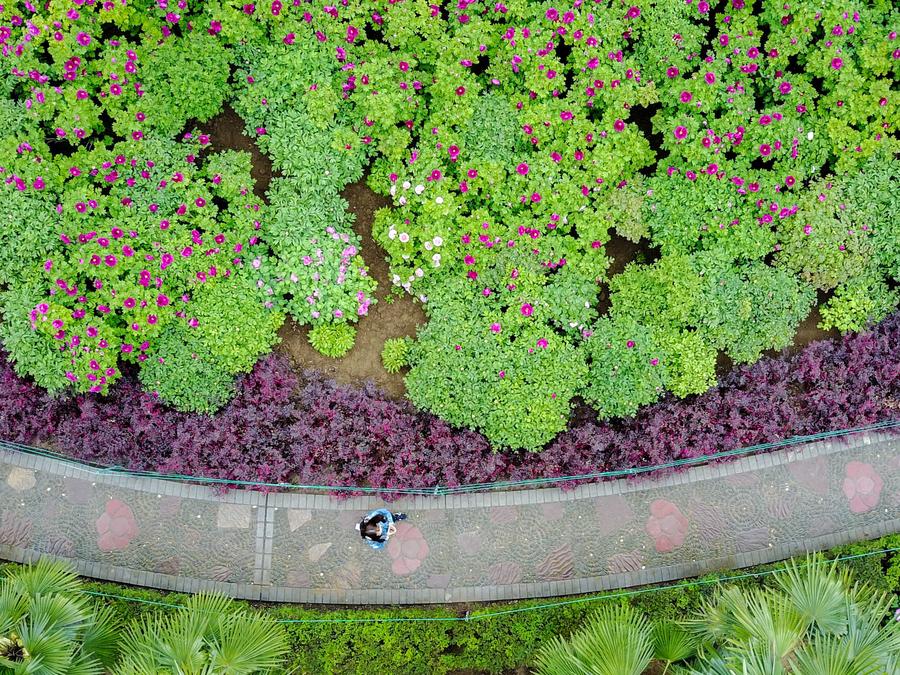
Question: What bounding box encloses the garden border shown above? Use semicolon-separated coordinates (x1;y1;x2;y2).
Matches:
2;427;898;604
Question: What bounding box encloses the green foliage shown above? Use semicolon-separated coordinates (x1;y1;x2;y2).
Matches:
381;338;409;373
405;274;588;450
254;179;377;326
127;32;231;137
535;604;654;675
0;284;70;393
582;317;667;419
190;276;283;376
819;274;900;334
138;324;235;414
0;192;59;286
697;258;816;363
308;323;357;359
115;592;289;675
0;559;120;675
609;255;703;329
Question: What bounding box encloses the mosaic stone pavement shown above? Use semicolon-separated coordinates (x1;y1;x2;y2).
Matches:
1;430;899;604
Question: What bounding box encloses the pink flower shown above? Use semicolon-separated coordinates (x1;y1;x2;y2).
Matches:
560;110;573;121
645;500;689;553
704;72;716;84
831;57;843;70
537;338;548;349
674;125;688;140
626;340;635;348
666;66;679;78
516;162;529;175
490;323;501;333
520;303;533;317
614;119;625;132
842;462;882;513
779;81;792;94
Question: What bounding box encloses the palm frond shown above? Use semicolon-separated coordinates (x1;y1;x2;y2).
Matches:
533;634;597;675
773;555;850;636
6;559;81;599
16;621;73;675
652;620;698;664
206;613;290;674
791;633;882;675
77;603;120;668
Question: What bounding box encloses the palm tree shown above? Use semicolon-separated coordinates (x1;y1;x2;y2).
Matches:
680;555;900;674
0;558;120;675
113;591;290;674
533;603;697;675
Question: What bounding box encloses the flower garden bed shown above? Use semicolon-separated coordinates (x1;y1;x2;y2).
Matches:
0;1;897;470
3;308;899;492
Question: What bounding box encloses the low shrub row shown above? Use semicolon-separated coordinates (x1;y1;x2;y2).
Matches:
4;535;898;674
1;309;899;492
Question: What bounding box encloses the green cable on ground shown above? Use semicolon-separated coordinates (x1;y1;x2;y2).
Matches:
75;546;900;624
3;419;898;496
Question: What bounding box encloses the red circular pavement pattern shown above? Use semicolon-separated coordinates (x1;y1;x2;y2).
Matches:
96;499;139;552
645;499;689;553
387;522;429;575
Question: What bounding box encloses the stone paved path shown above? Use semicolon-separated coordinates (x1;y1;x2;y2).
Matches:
1;430;898;604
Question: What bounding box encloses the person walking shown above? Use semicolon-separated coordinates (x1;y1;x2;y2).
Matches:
356;508;407;550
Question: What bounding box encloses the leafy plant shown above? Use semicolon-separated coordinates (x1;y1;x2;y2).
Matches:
0;559;120;675
114;592;289;675
381;338;409;374
308;323;357;358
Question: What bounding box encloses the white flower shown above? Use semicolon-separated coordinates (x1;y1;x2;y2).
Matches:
435;196;444;204
433;236;443;246
401;254;410;260
569;321;578;328
418;294;428;302
424;241;433;250
415;268;424;278
584;301;590;307
402;180;411;189
392;274;401;284
399;232;410;243
402;282;411;291
398;196;407;205
432;253;441;263
807;131;814;140
389;185;396;196
388;228;397;239
414;184;425;194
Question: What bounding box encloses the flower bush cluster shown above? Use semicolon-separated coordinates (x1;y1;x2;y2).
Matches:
4;308;900;493
0;0;897;443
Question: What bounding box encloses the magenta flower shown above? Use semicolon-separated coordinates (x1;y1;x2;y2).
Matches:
779;81;792;94
76;32;91;46
674;126;688;140
521;303;533;317
537;338;548;349
490;323;501;333
516;162;529;175
831;57;843;70
614;119;625;132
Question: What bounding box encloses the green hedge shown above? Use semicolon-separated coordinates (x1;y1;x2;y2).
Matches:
3;535;899;674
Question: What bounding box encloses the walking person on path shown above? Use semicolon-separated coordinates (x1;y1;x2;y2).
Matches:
356;508;407;550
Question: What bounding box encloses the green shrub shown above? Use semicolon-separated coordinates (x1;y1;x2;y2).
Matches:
381;338;409;373
138;324;235;414
819;274;900;334
308;323;357;358
405;274;588;450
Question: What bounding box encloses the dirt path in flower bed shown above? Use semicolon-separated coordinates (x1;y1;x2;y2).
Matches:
201;107;838;399
200;107;426;399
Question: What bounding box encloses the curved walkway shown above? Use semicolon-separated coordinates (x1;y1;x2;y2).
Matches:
1;430;898;605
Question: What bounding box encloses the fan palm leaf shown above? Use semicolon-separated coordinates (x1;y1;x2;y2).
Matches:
534;604;653;675
773;556;850;636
